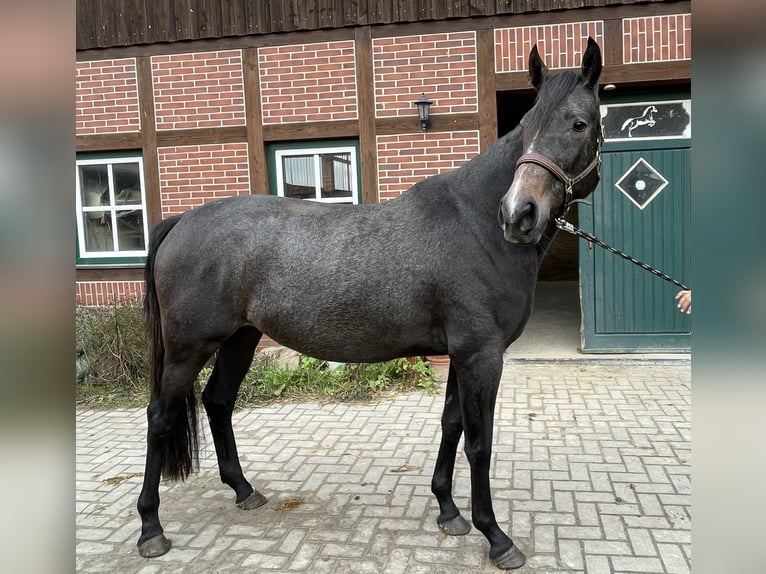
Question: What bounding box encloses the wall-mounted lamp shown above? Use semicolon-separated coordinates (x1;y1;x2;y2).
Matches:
414;93;433;132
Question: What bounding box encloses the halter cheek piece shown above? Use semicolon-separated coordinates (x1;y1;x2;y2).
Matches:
514;123;604;212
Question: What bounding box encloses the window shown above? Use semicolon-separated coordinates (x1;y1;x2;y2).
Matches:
269;141;360;205
76;154;149;264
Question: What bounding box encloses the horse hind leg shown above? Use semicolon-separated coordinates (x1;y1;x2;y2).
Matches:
431;363;472;536
137;352;209;558
202;326;267;510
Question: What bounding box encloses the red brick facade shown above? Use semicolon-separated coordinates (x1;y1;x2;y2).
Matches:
622;14;691;64
377;132;481;201
152;50;246;130
76;58;140;135
76;9;691;306
158;143;251;216
495;22;605;72
258;41;357;124
373;32;477;117
76;281;144;307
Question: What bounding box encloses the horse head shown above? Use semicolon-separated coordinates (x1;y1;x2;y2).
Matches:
499;37;603;245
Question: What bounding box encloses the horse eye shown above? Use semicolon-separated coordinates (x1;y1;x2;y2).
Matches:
573;120;587;132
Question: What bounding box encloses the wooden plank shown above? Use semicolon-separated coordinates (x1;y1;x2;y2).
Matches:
268;0;290;33
343;0;361;26
355;26;378;204
603;16;622;68
155;126;247;147
357;0;370;25
146;0;176;44
600;60;691;86
368;0;392;24
294;0;317;30
76;26;356;60
196;0;222;39
136;56;162;229
174;0;194;40
312;0;332;28
243;48;269;195
76;267;144;281
476;28;498;152
76;132;142;152
496;59;690;92
220;0;246;36
76;0;687;50
262;119;359;141
375;113;479;135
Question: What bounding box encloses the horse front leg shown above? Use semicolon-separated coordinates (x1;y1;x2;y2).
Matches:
453;350;526;570
431;363;471;535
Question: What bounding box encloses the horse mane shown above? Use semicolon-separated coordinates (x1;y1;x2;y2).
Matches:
522;71;583;134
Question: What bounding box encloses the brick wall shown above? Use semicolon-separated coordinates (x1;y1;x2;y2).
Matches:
258;41;357;124
152;50;246;130
76;281;144;307
376;131;480;201
623;14;691;63
373;32;477;118
158;143;251;216
495;22;605;72
76;58;140;135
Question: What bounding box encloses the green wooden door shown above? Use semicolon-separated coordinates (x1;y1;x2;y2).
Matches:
579;107;691;352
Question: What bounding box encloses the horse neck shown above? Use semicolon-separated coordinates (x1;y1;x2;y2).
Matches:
454;126;524;211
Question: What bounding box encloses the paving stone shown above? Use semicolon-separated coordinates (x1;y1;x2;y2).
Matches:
77;363;690;574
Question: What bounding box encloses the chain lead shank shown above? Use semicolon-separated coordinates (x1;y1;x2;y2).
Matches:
555;217;689;291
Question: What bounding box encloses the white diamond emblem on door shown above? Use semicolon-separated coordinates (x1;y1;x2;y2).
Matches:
614;157;669;210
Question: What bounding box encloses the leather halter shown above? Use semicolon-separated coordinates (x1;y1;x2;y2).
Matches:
514;126;604;210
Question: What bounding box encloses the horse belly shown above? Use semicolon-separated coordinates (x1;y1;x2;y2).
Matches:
252;278;440;363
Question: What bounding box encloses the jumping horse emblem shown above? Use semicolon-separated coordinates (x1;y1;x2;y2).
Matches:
137;39;603;570
620;104;658;137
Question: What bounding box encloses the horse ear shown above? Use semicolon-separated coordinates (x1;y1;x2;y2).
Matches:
528;44;549;92
581;37;602;91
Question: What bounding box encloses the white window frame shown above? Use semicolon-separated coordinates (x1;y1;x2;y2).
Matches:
274;145;360;205
75;156;149;260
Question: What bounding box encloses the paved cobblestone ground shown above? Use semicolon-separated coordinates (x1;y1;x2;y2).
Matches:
76;363;690;573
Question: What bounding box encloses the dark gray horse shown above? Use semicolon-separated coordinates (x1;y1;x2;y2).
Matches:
137;39;603;570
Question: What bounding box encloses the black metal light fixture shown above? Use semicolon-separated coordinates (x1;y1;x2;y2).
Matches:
414;93;433;132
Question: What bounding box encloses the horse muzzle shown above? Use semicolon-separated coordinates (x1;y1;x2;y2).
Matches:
499;197;540;244
498;164;551;244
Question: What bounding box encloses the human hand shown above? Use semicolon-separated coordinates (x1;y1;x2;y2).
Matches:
675;290;691;314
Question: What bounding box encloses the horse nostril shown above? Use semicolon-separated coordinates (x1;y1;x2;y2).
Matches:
517;200;537;234
498;203;508;228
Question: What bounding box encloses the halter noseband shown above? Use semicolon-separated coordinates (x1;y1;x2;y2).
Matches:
514;124;604;210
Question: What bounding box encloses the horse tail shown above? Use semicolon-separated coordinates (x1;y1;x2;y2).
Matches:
144;214;199;481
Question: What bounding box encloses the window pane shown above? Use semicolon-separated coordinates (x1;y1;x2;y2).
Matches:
111;163;142;206
116;209;146;251
320;153;352;199
82;213;114;252
79;164;108;210
282;155;316;199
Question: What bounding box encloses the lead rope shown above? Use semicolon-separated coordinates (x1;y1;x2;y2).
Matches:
554;216;690;291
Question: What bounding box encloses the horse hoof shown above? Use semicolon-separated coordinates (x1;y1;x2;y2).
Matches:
491;544;526;570
138;534;171;558
437;515;472;536
237;490;268;510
